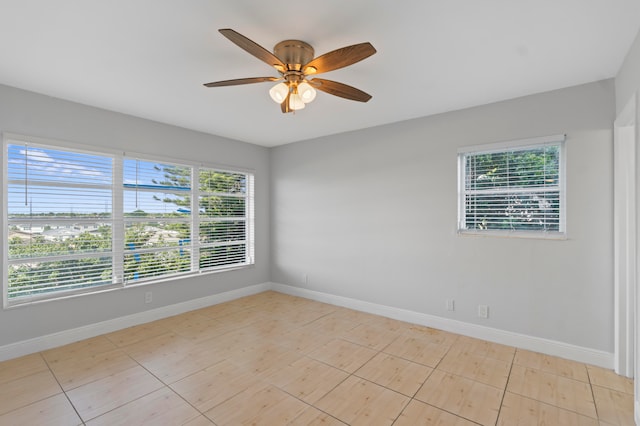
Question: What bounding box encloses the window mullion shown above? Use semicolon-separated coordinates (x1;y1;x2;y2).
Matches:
113;156;124;285
192;167;200;272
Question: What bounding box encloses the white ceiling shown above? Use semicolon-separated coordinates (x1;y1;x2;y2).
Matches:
1;1;639;147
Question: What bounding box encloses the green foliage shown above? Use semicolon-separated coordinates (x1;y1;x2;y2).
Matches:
464;146;560;231
7;166;249;299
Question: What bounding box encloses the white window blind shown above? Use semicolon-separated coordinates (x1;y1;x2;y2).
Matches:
122;158;192;282
198;168;254;269
6;142;114;300
4;136;255;306
458;136;565;236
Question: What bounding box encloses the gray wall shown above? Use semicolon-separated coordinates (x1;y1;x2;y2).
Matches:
271;80;615;352
0;84;270;347
616;28;640;114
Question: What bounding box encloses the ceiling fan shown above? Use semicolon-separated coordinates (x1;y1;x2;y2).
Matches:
204;29;376;113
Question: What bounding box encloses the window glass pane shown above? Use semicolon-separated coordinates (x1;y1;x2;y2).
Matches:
9;223;112;259
199;170;246;194
123;158;192;282
200;244;246;269
464;191;560;231
6;143;114;301
199;196;245;218
465;146;560;191
460;141;563;234
8;256;113;299
124;191;190;218
198;167;250;270
200;220;246;243
125;222;190;249
124;249;191;282
124;159;190;190
123;159;191;217
8;144;112;218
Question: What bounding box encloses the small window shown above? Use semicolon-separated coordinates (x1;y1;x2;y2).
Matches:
458;135;565;238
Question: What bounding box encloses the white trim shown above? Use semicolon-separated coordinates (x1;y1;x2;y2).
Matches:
457;133;566;154
458;229;567;240
3;132;122;156
0;281;615;368
613;93;637;378
636;401;640;425
271;283;614;369
0;282;270;362
3;131;255;175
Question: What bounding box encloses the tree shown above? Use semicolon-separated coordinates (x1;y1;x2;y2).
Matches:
464;146;560;231
152;165;248;267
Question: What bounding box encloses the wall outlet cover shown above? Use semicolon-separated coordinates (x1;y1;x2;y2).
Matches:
478;304;489;318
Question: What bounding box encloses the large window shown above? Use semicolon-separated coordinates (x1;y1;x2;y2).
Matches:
4;135;255;306
458;135;565;237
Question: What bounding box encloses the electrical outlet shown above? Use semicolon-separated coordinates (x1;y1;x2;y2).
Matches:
446;299;455;311
478;304;489;318
145;291;152;304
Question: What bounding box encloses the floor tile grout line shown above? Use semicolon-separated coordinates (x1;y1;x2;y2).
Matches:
267;376;349;425
503;391;602;422
84;330;217;423
507;362;601;419
585;362;601;421
163;383;213;423
493;346;517;425
38;350;86;425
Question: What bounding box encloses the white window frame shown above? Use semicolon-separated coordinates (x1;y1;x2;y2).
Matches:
457;134;566;239
3;133;255;307
4;137;118;303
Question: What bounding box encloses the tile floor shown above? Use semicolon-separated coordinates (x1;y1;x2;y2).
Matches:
0;291;634;425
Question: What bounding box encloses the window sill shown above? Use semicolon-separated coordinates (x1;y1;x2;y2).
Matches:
3;263;255;309
457;229;567;240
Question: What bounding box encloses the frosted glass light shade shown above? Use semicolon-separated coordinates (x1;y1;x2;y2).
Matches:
269;82;289;103
298;82;317;103
289;93;305;110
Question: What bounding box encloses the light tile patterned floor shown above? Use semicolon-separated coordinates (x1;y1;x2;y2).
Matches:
0;291;634;425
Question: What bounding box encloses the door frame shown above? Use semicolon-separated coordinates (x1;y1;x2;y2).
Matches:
614;93;637;378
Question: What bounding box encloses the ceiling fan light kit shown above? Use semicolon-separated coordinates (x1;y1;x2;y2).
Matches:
204;29;376;113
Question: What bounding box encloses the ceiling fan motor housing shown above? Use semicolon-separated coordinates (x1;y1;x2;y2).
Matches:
274;40;314;71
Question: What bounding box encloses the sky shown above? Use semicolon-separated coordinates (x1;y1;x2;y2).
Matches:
7;144;191;216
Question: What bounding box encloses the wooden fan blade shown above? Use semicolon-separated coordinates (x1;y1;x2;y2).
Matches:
203;77;280;87
310;78;372;102
219;29;286;71
303;42;376;75
281;92;293;113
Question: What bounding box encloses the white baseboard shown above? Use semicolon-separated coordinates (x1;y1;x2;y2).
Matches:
0;282;270;362
0;281;616;370
271;283;614;369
